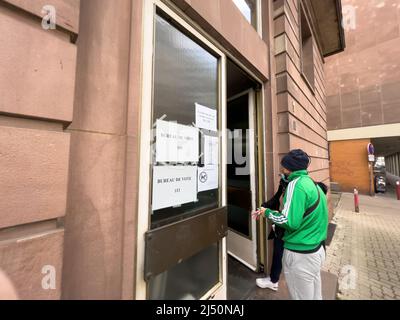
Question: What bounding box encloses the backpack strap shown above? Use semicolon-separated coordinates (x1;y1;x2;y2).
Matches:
303;182;321;218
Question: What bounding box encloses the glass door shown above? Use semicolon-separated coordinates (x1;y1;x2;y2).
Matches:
226;89;259;271
137;1;228;300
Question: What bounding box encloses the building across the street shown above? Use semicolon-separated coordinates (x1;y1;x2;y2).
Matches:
0;0;344;299
326;0;400;195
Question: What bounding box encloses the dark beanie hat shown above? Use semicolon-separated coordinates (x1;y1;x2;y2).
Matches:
281;149;311;172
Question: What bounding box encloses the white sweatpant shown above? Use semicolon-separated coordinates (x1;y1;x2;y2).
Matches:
283;246;326;300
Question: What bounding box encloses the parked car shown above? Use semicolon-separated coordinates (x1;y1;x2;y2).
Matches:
374;157;386;175
374;175;386;193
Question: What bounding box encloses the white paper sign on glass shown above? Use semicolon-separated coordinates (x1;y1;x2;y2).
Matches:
156;120;199;162
204;135;219;165
152;166;198;211
195;103;217;132
198;165;219;192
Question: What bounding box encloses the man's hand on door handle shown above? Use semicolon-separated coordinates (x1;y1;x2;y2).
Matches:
252;207;266;220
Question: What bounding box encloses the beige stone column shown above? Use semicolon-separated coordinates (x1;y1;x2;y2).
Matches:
62;0;141;300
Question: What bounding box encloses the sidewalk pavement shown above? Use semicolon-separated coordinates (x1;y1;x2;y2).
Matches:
323;192;400;300
228;255;338;300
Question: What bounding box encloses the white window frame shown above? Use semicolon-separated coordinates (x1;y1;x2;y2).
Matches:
232;0;263;37
255;0;263;37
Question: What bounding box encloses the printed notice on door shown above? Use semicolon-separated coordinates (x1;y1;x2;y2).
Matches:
156;120;199;162
198;165;219;192
195;103;217;132
152;166;198;211
204;135;219;165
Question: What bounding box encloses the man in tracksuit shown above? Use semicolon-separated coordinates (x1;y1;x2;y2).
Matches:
257;149;328;300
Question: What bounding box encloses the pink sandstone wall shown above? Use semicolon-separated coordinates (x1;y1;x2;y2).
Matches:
326;0;400;129
0;0;79;299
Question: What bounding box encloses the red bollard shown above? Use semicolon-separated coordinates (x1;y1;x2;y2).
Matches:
396;181;400;201
354;188;360;213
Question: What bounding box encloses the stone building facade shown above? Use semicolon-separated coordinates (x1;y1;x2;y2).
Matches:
0;0;344;299
326;0;400;193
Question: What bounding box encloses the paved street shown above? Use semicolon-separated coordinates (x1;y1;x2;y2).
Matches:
228;256;338;300
324;192;400;300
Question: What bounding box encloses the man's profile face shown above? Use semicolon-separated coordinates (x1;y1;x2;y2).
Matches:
281;167;291;176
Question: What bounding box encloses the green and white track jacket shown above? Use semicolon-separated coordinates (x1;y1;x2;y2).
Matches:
264;170;328;252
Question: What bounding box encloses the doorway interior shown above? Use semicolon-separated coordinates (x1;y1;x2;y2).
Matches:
226;58;265;272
